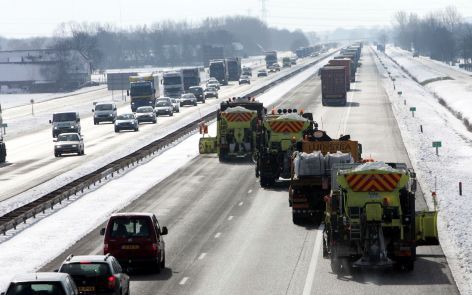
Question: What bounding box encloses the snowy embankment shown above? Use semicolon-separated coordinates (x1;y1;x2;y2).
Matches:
0;60;324;292
374;47;472;295
386;47;472;130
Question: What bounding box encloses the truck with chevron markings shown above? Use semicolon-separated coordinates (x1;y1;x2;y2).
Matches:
255;109;314;187
324;162;438;273
198;97;265;162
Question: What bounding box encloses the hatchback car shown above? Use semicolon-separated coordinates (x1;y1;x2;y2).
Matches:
180;93;197;106
204;87;218;99
239;75;251;85
114;114;139;132
257;69;268;77
93;102;117;125
188;86;205;103
3;272;78;295
54;133;84;157
58;254;129;295
154;98;174;116
135;106;157;124
100;212;168;273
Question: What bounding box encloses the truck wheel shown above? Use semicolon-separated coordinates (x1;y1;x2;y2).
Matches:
292;215;302;225
330;258;342;274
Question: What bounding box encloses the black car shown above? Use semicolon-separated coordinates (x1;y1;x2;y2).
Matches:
58;254;130;295
188;86;205;103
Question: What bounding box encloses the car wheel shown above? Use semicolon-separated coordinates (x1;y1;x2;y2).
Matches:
161;252;166;269
216;95;219;99
170;112;173;117
115;128;119;133
155;255;162;274
94;120;98;125
194;102;197;106
54;152;59;157
202;99;206;104
153;119;157;124
180;103;183;107
134;127;139;132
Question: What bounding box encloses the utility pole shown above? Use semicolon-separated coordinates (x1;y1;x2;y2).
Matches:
260;0;268;23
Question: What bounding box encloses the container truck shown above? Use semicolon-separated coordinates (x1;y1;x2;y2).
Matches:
324;162;438;273
328;58;351;90
320;66;347;106
226;57;242;81
264;51;278;69
128;73;159;112
162;70;184;98
209;59;229;86
182;67;201;91
198;97;265;161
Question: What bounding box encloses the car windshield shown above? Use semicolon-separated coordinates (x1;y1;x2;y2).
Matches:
95;104;113;111
117;114;134;120
60;262;111;278
110;217;152;238
57;134;79;142
206;87;216;92
156;101;171;107
182;94;194;98
136;107;153;113
6;282;66;295
53;113;76;122
189;87;203;94
163;76;182;85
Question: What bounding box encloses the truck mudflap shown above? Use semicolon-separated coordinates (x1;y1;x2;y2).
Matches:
415;211;439;246
199;137;217;154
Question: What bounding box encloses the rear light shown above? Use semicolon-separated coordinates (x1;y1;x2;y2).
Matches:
108;276;116;289
104;243;109;254
152;243;158;252
79;261;91;264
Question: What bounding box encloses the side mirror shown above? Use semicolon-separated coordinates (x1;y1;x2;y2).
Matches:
91;109;95;112
54;269;59;272
100;228;105;235
114;108;117;111
49;120;52;124
153;89;156;94
77;118;80;122
161;226;168;235
126;90;129;96
53;139;57;142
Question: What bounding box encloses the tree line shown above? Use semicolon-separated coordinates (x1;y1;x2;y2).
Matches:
392;6;472;63
0;16;310;69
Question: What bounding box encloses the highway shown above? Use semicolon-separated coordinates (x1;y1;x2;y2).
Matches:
41;49;458;294
0;54;324;203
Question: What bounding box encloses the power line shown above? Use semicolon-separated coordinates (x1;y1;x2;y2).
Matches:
260;0;268;23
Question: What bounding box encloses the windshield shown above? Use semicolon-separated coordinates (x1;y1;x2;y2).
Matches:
189;87;203;94
53;113;76;122
57;134;79;142
182;94;194;99
136;107;153;113
110;217;152;238
117;114;134;120
95;104;113;111
206;87;216;92
130;82;153;96
163;76;182;85
6;282;65;295
156;101;171;107
60;262;111;278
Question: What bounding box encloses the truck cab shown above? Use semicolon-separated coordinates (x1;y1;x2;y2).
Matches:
162;71;184;98
49;112;81;138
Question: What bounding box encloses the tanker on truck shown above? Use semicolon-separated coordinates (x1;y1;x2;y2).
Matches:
162;70;184;98
209;59;229;86
128;73;159;112
198;97;265;162
324;162;438;272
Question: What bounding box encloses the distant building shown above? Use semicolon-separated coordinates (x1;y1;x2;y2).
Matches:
0;49;91;93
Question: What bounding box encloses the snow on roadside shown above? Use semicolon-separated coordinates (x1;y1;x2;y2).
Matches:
0;58;328;291
373;47;472;295
386;46;472;130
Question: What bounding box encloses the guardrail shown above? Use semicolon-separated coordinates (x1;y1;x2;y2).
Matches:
0;51;336;235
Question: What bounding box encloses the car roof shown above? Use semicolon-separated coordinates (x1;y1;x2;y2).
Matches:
58;133;80;136
189;86;202;89
65;255;113;263
95;102;115;105
110;212;154;218
136;106;153;109
10;272;69;283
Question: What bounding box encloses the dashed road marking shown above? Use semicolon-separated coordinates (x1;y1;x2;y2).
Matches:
179;277;189;285
214;232;221;238
302;225;324;295
198;253;207;260
238;201;244;206
248;189;253;194
227;216;234;221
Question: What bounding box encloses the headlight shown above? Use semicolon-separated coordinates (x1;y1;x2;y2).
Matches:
71;126;76;129
72;145;77;148
54;127;58;130
56;145;62;148
109;114;113;116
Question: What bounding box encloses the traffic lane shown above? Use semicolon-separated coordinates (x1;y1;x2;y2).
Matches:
306;48;458;294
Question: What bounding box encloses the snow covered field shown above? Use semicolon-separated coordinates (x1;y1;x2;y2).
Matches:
374;47;472;295
387;46;472;130
0;59;325;292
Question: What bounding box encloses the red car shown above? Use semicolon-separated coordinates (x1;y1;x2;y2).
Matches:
100;212;168;273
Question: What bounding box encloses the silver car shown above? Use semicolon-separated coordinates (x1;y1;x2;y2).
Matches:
54;133;84;157
170;98;180;113
155;98;174;116
92;102;117;124
136;106;157;124
114;113;139;132
2;272;79;295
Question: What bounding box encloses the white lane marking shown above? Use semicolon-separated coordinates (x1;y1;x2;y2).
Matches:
227;215;234;221
214;232;221;239
238;201;244;206
302;224;324;295
198;253;207;260
248;189;253;194
179;277;189;285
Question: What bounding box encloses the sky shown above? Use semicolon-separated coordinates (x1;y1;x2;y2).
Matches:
2;0;472;38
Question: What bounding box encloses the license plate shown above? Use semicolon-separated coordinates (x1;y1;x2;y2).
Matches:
122;244;140;250
78;286;95;292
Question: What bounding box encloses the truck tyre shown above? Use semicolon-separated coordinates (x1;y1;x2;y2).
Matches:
292;214;302;225
330;258;342;274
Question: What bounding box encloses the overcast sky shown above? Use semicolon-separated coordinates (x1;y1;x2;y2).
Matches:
2;0;472;38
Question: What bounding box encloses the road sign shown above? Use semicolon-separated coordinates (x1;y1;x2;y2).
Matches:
410;107;416;112
432;141;442;148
